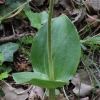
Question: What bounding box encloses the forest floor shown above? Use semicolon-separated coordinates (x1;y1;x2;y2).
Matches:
0;0;100;100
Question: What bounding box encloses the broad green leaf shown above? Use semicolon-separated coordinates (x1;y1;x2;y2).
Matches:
0;72;8;80
0;42;19;62
13;14;81;88
13;72;67;88
24;9;48;29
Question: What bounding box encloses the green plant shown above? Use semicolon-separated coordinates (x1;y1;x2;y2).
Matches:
18;36;33;45
0;52;8;81
24;10;48;29
0;49;8;81
81;33;100;45
13;0;81;100
18;36;34;58
0;72;8;80
0;42;19;63
0;42;19;82
0;64;12;73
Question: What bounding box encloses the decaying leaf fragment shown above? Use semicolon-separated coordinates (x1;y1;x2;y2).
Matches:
29;86;44;100
72;81;94;97
80;97;89;100
72;72;94;97
0;0;5;4
0;82;29;100
89;0;100;10
0;81;45;100
72;8;86;25
54;0;73;14
85;15;99;27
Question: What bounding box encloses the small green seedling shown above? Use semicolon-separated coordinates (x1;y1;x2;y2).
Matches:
0;72;8;80
13;0;81;100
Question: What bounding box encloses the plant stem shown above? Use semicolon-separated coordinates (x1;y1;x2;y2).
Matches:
47;0;55;100
49;88;55;100
48;0;54;81
47;0;54;80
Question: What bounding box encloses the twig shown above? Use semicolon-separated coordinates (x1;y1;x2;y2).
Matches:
30;2;41;12
2;80;33;95
86;13;100;22
11;22;16;35
0;32;35;43
62;86;70;100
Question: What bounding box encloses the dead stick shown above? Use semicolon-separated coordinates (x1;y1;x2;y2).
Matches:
0;32;35;43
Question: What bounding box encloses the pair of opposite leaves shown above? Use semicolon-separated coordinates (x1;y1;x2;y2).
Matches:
13;14;81;88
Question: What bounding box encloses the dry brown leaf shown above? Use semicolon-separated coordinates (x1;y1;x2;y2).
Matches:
96;96;100;100
73;82;94;97
95;88;100;95
72;69;94;85
19;63;27;71
0;0;5;4
54;0;73;14
85;15;99;27
57;93;67;100
14;62;27;71
80;97;89;100
0;82;30;100
54;0;59;4
86;2;96;13
53;7;63;17
72;71;94;97
89;0;100;10
72;78;94;97
29;86;44;100
72;8;86;25
69;96;76;100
